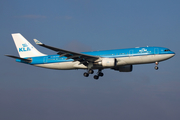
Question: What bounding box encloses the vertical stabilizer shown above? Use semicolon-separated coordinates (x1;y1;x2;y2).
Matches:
12;33;46;58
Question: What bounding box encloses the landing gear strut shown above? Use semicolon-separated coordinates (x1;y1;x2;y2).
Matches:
154;62;159;70
88;69;94;74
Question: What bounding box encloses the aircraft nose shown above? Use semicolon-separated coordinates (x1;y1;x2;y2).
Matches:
171;51;175;57
172;53;175;57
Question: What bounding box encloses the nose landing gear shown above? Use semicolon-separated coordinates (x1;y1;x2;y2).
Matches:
154;66;158;70
154;62;159;70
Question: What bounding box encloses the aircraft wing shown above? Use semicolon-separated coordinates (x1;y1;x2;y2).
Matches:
33;39;99;64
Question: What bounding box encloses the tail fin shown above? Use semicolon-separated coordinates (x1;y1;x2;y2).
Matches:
12;33;46;58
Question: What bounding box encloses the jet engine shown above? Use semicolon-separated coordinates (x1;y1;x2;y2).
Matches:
112;65;133;72
101;58;116;67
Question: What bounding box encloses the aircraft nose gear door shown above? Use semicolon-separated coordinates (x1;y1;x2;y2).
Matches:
154;48;159;70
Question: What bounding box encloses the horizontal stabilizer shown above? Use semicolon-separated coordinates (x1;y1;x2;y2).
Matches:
5;55;32;63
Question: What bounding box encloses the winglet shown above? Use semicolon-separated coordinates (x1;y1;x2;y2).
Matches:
33;39;43;45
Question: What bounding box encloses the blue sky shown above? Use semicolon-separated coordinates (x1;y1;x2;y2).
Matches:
1;0;180;120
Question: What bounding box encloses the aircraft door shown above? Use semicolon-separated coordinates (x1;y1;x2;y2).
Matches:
129;50;133;56
43;57;48;63
154;48;159;54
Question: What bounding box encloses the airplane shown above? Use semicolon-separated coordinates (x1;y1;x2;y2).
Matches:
6;33;175;80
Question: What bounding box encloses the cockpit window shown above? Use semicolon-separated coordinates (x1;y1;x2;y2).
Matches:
164;49;170;51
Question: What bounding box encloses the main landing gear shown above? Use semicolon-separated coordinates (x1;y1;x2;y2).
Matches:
94;69;104;80
83;69;94;77
83;69;104;80
154;62;159;70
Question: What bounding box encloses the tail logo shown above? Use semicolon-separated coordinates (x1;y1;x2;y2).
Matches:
19;43;31;52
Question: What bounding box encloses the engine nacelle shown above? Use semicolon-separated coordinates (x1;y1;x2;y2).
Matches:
113;65;133;72
102;58;116;67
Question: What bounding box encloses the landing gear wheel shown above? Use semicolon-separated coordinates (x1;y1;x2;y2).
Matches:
94;75;99;80
88;69;94;74
154;66;158;70
98;72;104;77
83;72;89;77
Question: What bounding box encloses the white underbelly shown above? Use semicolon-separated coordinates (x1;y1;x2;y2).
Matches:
117;54;174;65
34;61;88;70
